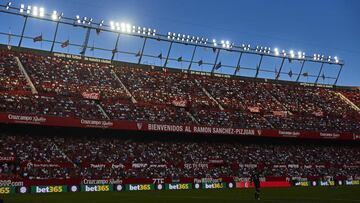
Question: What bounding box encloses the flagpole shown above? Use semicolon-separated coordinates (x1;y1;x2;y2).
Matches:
7;27;11;46
18;16;28;47
50;20;60;52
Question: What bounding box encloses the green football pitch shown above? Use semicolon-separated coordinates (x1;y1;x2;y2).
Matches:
1;186;360;203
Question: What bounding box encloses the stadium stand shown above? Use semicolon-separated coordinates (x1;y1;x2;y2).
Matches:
0;46;359;190
0;132;359;181
0;48;359;133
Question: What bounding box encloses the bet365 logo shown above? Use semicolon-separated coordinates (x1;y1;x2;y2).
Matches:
0;187;11;194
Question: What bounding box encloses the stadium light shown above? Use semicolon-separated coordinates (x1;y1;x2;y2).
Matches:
76;15;81;23
20;4;24;13
110;21;115;30
334;56;339;63
27;5;31;14
212;39;217;47
290;50;295;58
39;7;45;17
2;3;343;67
110;21;154;35
51;10;58;20
32;6;38;16
274;48;279;56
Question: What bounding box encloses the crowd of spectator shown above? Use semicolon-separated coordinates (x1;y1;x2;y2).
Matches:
114;67;217;108
0;49;30;93
0;49;359;133
101;101;193;124
0;93;106;119
339;89;360;108
1;133;359;180
19;52;130;101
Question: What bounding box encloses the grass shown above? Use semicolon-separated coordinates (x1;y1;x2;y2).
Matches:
1;186;360;203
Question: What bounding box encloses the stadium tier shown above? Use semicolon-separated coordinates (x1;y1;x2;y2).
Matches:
0;47;359;136
0;44;359;194
0;130;360;185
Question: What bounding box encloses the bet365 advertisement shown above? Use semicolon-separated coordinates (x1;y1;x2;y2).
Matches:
165;183;192;190
80;184;113;192
0;186;16;194
126;184;154;191
30;185;67;193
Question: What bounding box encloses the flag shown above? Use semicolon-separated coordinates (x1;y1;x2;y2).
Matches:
303;72;309;77
7;29;11;45
321;73;325;80
313;111;323;117
158;53;162;59
172;99;187;107
33;35;43;42
61;40;69;48
135;51;141;57
198;60;203;66
177;56;182;62
288;70;293;78
96;28;101;35
215;62;222;70
212;47;217;53
7;29;11;50
248;107;260;113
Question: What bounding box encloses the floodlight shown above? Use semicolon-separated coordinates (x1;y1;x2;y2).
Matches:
110;21;115;29
32;6;38;16
212;39;217;46
220;40;225;48
274;48;279;56
27;5;31;14
52;10;58;20
290;50;295;58
39;7;44;17
20;4;24;13
82;17;87;24
126;24;131;33
334;56;339;63
120;23;125;32
226;41;230;48
76;15;81;23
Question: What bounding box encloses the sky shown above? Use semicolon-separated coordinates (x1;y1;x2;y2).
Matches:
0;0;359;86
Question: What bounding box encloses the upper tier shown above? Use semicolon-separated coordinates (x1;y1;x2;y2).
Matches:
0;47;359;134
